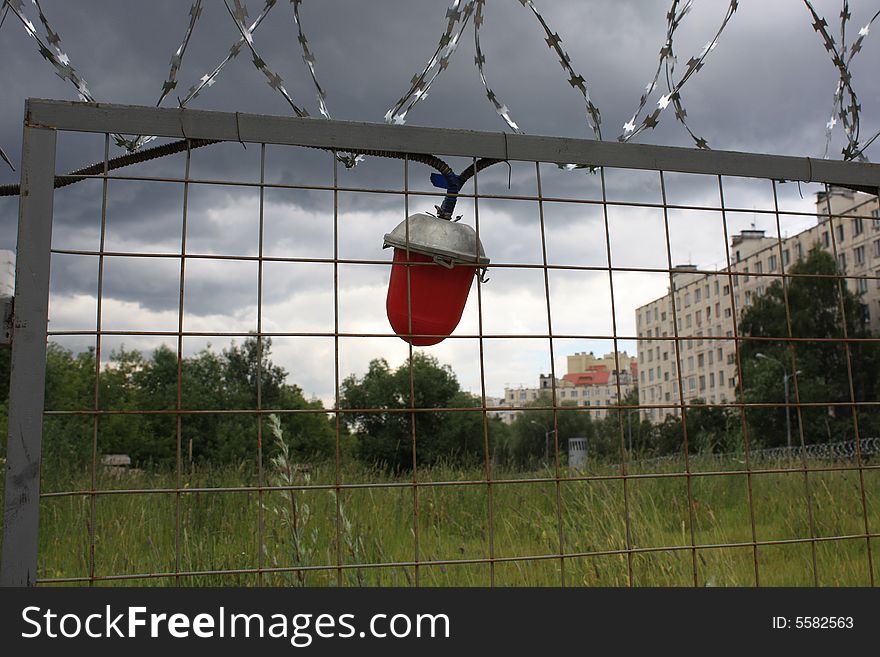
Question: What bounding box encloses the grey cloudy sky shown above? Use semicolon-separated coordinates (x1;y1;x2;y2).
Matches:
0;0;878;405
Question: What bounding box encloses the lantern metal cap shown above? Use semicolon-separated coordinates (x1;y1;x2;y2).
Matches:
383;213;490;266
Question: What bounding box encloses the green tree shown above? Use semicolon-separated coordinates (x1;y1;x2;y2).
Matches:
738;246;880;446
592;387;658;458
41;343;97;464
640;397;738;457
507;394;595;467
340;353;502;471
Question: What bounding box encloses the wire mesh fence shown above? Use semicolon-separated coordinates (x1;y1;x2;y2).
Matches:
1;99;879;587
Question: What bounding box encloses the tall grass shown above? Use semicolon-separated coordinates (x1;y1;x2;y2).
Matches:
2;429;877;586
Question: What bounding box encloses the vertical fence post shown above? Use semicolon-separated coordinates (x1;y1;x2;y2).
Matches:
1;122;57;586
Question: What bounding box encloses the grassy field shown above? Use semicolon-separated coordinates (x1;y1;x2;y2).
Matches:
3;444;878;587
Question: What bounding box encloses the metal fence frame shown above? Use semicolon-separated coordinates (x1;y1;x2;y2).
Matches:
2;98;879;586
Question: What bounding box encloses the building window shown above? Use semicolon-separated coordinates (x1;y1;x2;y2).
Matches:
689;378;696;391
686;314;692;328
857;277;868;294
708;351;714;365
876;269;880;289
688;356;694;371
769;254;777;271
796;242;803;258
874;239;880;258
855;245;865;266
837;253;847;272
663;351;668;361
685;292;691;306
853;217;864;235
714;280;720;295
695;288;702;303
699;375;706;391
823;231;830;247
728;377;735;388
837;223;845;242
723;284;730;295
744;290;752;305
782;249;790;266
755;261;763;274
698;353;705;367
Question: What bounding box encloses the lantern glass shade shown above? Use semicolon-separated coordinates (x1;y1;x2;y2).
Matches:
386;249;476;346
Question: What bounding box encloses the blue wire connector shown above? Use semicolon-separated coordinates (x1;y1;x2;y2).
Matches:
430;172;463;220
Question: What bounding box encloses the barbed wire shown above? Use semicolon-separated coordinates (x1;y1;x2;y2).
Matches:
178;0;278;108
473;0;521;134
224;0;308;118
385;0;476;126
518;0;602;142
803;0;880;161
0;1;13;171
3;0;878;173
118;0;205;152
290;0;361;168
635;436;880;467
618;0;738;150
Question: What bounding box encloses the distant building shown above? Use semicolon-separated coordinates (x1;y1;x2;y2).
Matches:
502;351;638;421
0;250;13;297
636;188;880;423
485;396;519;425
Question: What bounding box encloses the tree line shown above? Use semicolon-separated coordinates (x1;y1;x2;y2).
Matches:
0;247;877;471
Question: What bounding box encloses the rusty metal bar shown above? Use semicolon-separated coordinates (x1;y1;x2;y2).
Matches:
4;100;880;588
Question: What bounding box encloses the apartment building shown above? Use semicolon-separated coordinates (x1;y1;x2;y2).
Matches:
636;188;880;422
502;351;638;421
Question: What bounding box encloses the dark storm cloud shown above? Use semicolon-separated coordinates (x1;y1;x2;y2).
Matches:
3;1;876;179
2;0;878;323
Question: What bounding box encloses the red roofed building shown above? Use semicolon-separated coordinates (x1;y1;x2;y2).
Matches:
562;368;610;386
502;351;637;421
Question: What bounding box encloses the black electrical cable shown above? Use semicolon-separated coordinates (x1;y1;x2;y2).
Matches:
0;136;504;205
0;137;218;197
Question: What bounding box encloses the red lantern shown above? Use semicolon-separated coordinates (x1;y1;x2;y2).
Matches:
384;213;489;346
